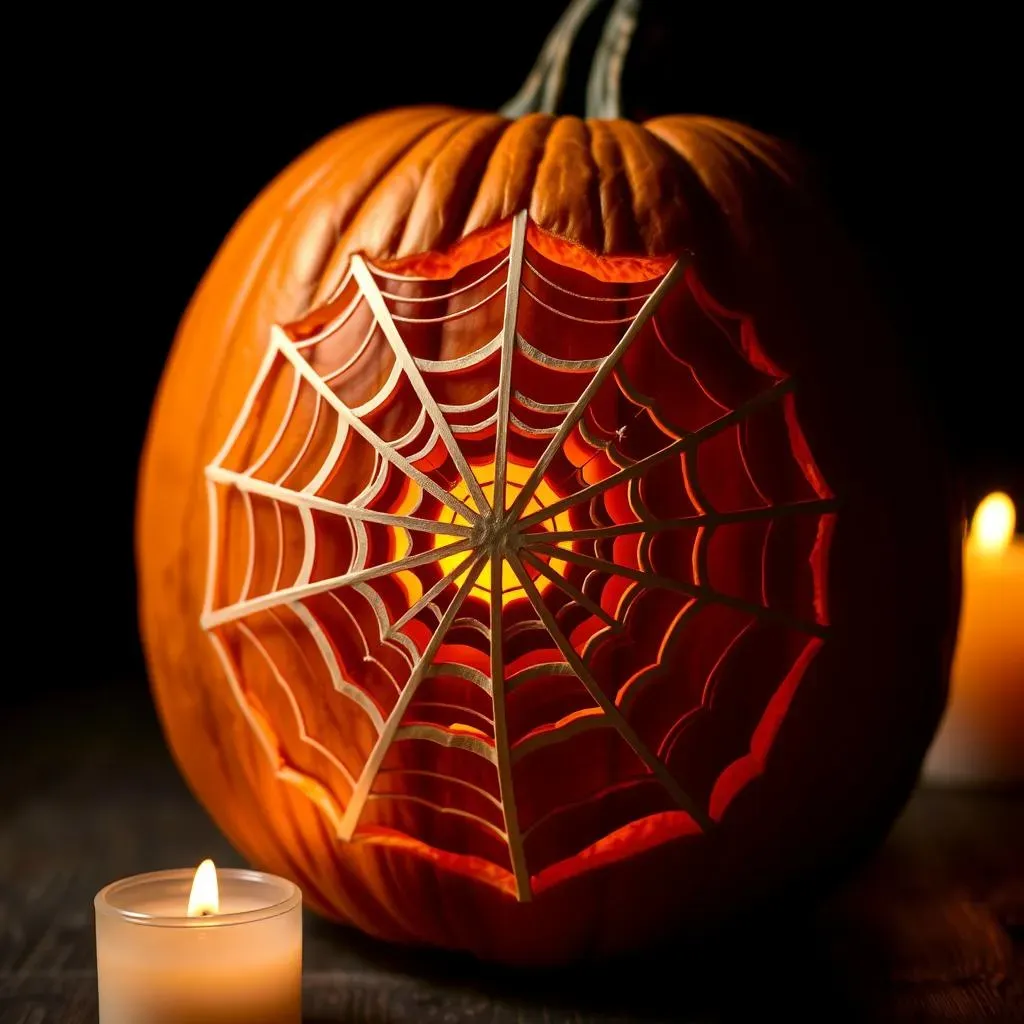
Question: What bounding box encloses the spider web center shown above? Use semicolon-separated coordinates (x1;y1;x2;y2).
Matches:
432;461;573;602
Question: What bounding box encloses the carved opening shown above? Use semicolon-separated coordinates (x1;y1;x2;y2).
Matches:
203;213;836;901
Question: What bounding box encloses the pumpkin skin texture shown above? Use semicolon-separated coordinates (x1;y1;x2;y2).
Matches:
137;107;959;964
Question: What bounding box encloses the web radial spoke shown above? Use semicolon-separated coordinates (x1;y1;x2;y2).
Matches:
520;497;839;544
490;550;532;900
505;257;686;522
272;326;480;523
386;549;481;638
338;556;487;839
492;210;529;521
519;547;622;633
516;379;795;532
207;466;475;537
351;256;493;516
506;549;712;831
528;542;829;638
202;538;475;630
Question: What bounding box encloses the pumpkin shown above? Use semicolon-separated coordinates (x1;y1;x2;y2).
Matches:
137;0;959;964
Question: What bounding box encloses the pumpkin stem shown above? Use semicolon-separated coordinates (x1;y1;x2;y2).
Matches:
585;0;640;119
499;0;604;117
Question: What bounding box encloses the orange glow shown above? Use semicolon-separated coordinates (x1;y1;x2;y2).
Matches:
186;858;219;917
448;722;490;738
970;492;1016;555
432;462;572;602
368;217;674;285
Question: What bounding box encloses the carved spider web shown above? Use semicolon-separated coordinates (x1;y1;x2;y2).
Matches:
203;210;836;901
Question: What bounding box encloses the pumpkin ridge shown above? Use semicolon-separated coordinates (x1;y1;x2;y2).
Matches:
329;112;478;273
580;115;607;251
277;779;345;916
306;800;416;942
463;113;553;235
685;115;802;186
607;119;657;251
365;112;480;254
609;119;693;255
313;109;476;302
505;114;549;221
292;108;467;307
534;115;603;252
397;114;510;255
590;118;644;254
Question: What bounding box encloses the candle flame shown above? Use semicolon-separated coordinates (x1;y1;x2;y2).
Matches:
187;858;219;917
970;492;1016;555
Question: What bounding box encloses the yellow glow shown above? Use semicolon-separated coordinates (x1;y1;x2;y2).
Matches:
970;492;1016;555
187;858;219;917
433;462;572;602
393;484;419;560
392;482;423;602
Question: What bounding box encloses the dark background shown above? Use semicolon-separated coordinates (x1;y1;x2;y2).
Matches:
31;3;1021;704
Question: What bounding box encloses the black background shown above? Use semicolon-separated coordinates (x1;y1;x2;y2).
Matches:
32;3;1021;701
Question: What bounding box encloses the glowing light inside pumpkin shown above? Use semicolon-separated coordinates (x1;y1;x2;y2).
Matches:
432;460;573;602
970;492;1016;555
186;858;219;917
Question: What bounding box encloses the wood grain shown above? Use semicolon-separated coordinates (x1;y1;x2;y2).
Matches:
1;683;1021;1022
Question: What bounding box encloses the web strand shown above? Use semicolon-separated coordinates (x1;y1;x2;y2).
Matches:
523;498;838;543
352;255;494;516
515;379;796;532
493;211;529;520
273;326;481;523
206;466;474;537
338;557;487;840
506;549;714;831
506;259;687;523
527;542;829;638
202;539;475;630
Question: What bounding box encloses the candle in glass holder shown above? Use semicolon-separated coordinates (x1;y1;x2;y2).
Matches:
924;492;1024;785
95;860;301;1023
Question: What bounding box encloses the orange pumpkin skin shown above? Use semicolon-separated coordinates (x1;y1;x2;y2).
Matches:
137;107;959;963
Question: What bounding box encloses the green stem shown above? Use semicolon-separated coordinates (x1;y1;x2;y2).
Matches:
585;0;641;119
500;0;604;117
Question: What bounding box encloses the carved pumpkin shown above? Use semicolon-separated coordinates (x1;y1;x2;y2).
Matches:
137;0;959;963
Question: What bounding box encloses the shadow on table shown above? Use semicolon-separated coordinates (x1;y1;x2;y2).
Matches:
299;906;861;1024
297;789;1024;1024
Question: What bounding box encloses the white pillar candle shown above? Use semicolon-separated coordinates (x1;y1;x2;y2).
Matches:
95;862;301;1023
924;492;1024;785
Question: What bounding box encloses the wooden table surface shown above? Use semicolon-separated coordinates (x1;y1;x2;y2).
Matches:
1;684;1021;1023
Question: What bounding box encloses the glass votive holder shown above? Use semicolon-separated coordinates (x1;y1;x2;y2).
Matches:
95;867;301;1024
